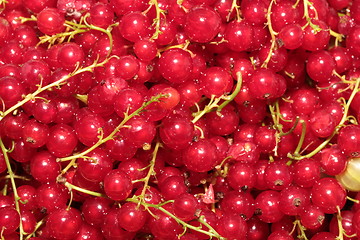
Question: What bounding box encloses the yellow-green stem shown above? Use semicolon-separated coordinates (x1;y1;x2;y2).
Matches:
57;94;165;163
293;120;306;156
262;0;277;69
347;196;360;203
0;139;24;240
149;0;164;40
126;197;225;239
64;182;106;198
138;142;160;200
24;218;45;239
0;57;114;121
217;72;243;112
288;78;360;160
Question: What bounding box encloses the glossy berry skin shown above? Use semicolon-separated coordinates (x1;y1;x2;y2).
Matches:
159;175;187;200
290;88;320;115
101;208;136;240
311;178;347;214
248;68;279;100
173;193;198;221
241;0;267;25
219;191;255;220
292;158;321;188
279;186;310;216
278;23;303;49
118;11;152;42
338;125;360;157
255;190;284;223
347;26;360;57
74;113;105;147
182;139;219;172
88;3;114;28
319;145;347;176
215;214;248;239
103;169;133;201
329;210;356;239
46;208;82;240
46;124;78;158
309;108;336;138
17;185;36;211
306;50;336;83
227;162;256;190
117;202;147;232
0;207;20;235
184;6;221;43
264;160;293;191
22;119;50;148
133;39;157;62
57;43;85;70
160;116;194;150
268;230;294;240
74;223;104;240
81;197;112;227
9;139;36;163
246;216;270;240
254;126;276;153
158;48;193;84
227;141;260;164
114;88;144;118
1;111;28;140
270;0;300;32
206;105;239;136
299;205;325;230
311;232;337;240
199;66;233;98
35;183;69;213
77;148;113;182
30;151;61;183
302;19;330;51
118;158;147;184
0;17;12;44
121;116;156;148
114;55;139;80
0;76;25;109
14;25;38;47
21;209;37;234
37;8;65;35
149;207;183;239
224;20;253;52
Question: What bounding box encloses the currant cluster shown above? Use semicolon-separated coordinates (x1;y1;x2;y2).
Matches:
1;0;360;239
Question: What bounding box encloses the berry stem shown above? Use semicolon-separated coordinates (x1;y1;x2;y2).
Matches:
288;78;360;160
336;206;345;240
292;219;309;240
137;142;160;202
63;181;106;198
24;218;45;240
192;95;221;124
29;13;117;53
0;56;115;121
192;74;242;124
346;196;360;203
0;0;7;10
126;197;226;240
217;72;243;112
227;0;241;21
262;0;278;68
148;0;165;40
293;120;306;156
0;139;24;240
57;94;165;164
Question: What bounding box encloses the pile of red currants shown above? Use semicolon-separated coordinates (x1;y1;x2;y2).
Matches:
1;0;360;239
